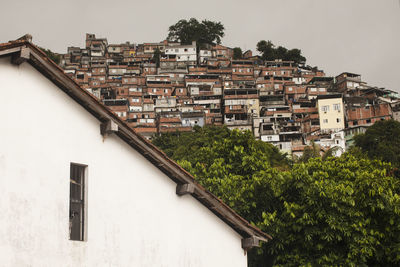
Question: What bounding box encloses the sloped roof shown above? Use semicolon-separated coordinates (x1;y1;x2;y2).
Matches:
0;37;271;249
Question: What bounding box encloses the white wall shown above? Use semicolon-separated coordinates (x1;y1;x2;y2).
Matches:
0;57;247;267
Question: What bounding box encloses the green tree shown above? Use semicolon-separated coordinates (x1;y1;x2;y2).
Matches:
152;47;161;68
298;141;320;162
153;127;400;267
256;40;275;61
259;154;400;266
354;119;400;168
233;47;243;59
167;18;225;47
296;141;342;163
256;40;306;64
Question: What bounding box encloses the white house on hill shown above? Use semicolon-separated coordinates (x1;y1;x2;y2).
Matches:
0;37;270;266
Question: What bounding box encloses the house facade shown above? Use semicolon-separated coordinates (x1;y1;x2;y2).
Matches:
317;94;345;133
0;39;269;266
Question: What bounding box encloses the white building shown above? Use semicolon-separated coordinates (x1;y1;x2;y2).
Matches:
199;49;212;64
317;94;345;133
0;38;270;266
165;41;197;63
315;131;346;157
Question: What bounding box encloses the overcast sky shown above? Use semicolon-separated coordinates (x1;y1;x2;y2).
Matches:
1;0;399;91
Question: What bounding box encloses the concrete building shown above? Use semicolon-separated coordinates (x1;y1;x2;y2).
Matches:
165;41;197;64
0;39;270;267
317;94;345;133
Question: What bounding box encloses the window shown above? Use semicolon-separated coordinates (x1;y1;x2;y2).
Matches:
333;103;341;111
323;119;328;123
321;105;329;112
336;118;341;123
69;163;87;241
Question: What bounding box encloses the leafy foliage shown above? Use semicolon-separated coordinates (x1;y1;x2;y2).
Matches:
167;18;225;47
354;119;400;169
233;47;243;59
296;141;342;163
152;47;161;68
258;154;400;266
256;40;306;64
297;141;320;162
153;127;400;267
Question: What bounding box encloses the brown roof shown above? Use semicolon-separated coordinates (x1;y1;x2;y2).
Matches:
0;38;271;248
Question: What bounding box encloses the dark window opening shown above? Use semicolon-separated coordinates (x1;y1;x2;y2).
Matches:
69;163;86;241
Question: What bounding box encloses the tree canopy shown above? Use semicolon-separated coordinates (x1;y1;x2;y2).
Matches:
256;40;306;64
152;47;161;68
167;18;225;47
258;155;400;266
233;47;243;59
153;126;400;267
354;119;400;169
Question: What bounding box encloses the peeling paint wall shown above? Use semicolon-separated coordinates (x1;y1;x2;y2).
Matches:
0;57;247;267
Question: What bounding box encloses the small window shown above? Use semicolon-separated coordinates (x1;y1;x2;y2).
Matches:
321;105;329;112
69;163;87;241
333;104;341;111
336;118;341;123
323;119;328;123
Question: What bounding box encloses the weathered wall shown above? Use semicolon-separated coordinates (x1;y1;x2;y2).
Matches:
0;57;247;267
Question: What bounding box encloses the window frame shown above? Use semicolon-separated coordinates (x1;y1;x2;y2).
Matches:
69;163;88;241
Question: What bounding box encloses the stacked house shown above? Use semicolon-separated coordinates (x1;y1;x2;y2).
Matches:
60;33;400;157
